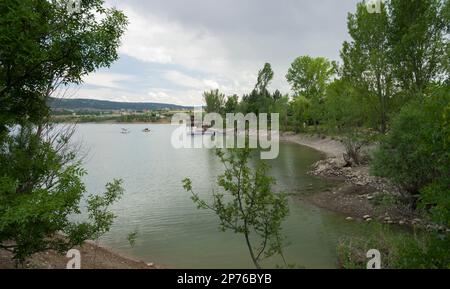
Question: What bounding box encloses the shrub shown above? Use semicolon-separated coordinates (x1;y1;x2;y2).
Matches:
342;133;371;166
372;88;450;207
0;125;123;266
338;223;450;269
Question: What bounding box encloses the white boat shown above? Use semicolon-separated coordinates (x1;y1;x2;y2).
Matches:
121;128;130;134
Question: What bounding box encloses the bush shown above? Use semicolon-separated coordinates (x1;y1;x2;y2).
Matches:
420;179;450;227
340;231;450;269
338;223;450;269
372;88;450;207
288;96;311;132
342;133;371;166
0;125;123;266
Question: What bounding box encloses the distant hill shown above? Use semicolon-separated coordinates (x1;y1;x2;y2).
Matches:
48;98;189;111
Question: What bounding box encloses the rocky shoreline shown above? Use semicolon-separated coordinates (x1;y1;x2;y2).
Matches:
281;132;448;233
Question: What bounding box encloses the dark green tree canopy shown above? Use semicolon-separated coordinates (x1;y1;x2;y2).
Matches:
0;0;128;266
0;0;128;128
204;89;226;114
255;63;274;93
224;94;239;114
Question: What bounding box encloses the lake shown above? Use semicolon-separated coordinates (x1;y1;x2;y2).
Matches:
74;123;366;268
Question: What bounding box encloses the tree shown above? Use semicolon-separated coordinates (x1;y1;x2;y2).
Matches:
183;148;289;269
388;0;449;95
288;96;310;132
204;89;226;114
224;95;239;114
323;79;366;131
242;63;275;115
255;63;274;93
340;0;449;133
372;86;450;208
0;0;128;265
0;124;124;265
271;94;289;130
0;0;127;131
341;2;394;134
286;56;335;100
286;56;335;130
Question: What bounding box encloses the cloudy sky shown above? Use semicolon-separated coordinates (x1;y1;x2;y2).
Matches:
77;0;360;106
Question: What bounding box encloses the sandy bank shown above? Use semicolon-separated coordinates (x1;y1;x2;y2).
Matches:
280;132;346;158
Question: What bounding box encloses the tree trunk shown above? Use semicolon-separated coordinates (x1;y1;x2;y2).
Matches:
244;229;261;269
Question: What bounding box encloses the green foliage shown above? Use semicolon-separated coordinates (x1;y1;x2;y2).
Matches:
183;148;289;269
372;88;450;207
127;229;139;248
341;2;393;133
286;56;335;130
242;63;274;115
0;125;123;265
340;0;449;133
238;63;291;119
0;0;128;266
342;132;371;166
418;88;450;226
337;2;450;269
420;178;450;227
388;0;449;94
255;63;274;93
288;95;310;132
286;56;335;100
338;223;450;269
0;0;128;129
323;79;366;131
271;94;289;129
86;179;124;240
224;95;239;114
204;89;226;114
392;233;450;269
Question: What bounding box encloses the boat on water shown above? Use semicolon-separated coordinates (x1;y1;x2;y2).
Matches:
121;128;131;134
142;128;151;133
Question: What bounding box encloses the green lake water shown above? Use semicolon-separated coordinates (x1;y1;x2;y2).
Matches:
74;123;367;268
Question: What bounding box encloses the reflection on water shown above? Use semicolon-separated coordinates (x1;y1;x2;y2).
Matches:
74;124;366;268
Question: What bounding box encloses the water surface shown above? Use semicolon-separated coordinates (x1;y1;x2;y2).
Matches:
75;124;365;268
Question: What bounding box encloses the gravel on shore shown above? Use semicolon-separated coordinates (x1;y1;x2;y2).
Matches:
280;132;422;227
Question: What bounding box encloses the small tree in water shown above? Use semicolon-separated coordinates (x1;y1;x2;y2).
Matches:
183;148;289;269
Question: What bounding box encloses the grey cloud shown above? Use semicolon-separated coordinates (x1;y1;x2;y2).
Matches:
97;0;361;104
116;0;359;60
